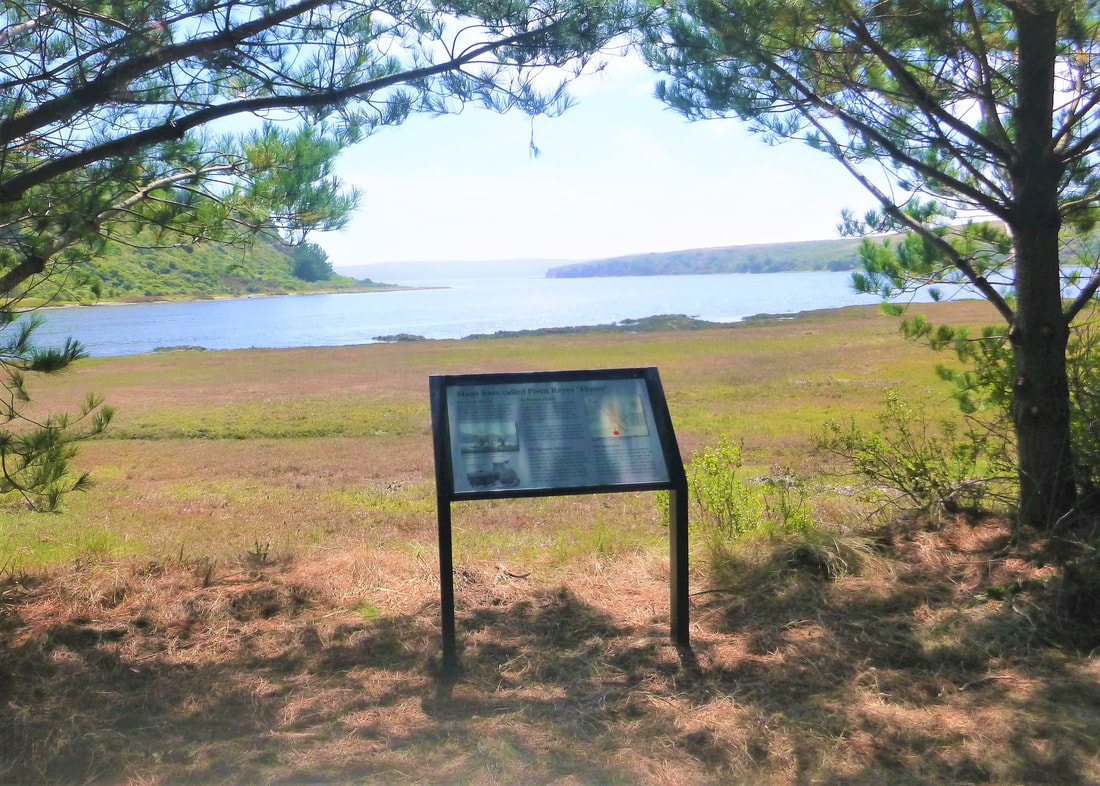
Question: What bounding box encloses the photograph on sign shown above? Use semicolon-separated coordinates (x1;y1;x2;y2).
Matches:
445;376;671;494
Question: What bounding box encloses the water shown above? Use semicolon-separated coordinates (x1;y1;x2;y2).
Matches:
23;271;969;357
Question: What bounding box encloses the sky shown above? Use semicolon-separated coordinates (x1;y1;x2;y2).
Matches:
317;53;881;270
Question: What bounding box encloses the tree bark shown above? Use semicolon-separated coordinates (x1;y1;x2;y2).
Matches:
1010;233;1078;531
1009;4;1078;531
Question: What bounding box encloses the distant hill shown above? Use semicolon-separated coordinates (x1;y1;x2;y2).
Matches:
545;237;869;278
34;233;395;305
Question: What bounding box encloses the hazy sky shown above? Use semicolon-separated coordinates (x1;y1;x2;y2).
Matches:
317;53;881;269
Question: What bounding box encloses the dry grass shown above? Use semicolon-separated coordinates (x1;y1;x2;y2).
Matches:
2;515;1098;784
2;300;1098;783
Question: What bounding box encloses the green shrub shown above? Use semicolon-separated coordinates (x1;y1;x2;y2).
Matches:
813;389;996;516
661;437;816;548
759;469;815;534
289;242;334;282
686;436;764;541
898;312;1100;517
1064;324;1100;513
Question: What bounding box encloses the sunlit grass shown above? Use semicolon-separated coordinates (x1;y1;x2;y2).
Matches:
109;400;426;440
449;494;666;566
0;507;140;568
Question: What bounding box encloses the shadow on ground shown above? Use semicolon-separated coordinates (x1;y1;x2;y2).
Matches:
2;524;1099;783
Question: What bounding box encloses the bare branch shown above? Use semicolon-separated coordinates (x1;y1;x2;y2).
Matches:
0;9;47;46
751;47;1014;221
1065;272;1100;323
802;110;1015;323
844;9;1013;165
0;24;554;202
0;0;333;145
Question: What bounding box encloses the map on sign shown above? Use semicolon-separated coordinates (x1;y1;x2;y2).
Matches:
586;392;649;438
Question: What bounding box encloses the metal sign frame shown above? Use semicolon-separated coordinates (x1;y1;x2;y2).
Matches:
430;367;689;672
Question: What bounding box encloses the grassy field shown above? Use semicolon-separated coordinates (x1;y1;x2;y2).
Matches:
2;300;1098;784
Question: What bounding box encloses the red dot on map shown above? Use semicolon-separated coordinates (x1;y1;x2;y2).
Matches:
613;430;620;435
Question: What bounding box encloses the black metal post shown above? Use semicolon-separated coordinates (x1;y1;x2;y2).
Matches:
437;496;457;673
669;485;690;646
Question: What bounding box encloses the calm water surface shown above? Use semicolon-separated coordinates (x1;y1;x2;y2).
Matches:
27;271;965;357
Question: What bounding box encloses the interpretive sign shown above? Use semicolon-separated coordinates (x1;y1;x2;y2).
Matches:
440;372;673;497
430;368;689;673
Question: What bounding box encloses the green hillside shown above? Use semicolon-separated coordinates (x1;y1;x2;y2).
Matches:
26;233;392;305
546;225;1097;279
545;237;867;278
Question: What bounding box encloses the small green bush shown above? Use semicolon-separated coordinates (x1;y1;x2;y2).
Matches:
759;469;815;535
813;389;994;516
1063;324;1100;513
661;437;816;549
898;312;1100;517
686;436;764;541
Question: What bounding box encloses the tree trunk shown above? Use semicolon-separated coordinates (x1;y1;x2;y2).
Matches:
1009;4;1078;531
1011;232;1077;531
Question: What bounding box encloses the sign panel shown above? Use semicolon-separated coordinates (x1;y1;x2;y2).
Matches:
432;368;685;500
444;375;671;495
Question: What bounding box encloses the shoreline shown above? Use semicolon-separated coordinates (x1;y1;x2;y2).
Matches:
168;309;850;351
22;283;430;312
